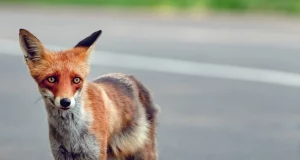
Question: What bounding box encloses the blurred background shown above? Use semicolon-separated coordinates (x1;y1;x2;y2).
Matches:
1;0;300;160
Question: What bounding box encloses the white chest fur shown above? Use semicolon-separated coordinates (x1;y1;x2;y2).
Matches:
46;105;100;160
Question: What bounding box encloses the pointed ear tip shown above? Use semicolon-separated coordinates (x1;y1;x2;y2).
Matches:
19;29;24;34
19;28;29;35
95;30;102;36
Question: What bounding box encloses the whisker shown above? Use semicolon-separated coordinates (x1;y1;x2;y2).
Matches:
33;96;44;104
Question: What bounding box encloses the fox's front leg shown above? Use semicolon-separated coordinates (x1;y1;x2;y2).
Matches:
50;136;99;160
52;145;85;160
49;139;81;160
49;136;70;160
53;146;71;160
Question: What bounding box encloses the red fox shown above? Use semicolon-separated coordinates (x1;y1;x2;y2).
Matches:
19;29;159;160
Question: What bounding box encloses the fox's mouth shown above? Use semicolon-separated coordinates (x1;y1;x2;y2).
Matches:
44;96;74;110
59;107;70;111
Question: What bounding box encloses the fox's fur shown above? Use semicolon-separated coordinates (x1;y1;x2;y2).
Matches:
19;29;159;160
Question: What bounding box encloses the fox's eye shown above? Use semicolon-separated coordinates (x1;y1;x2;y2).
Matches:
47;76;57;83
73;77;81;84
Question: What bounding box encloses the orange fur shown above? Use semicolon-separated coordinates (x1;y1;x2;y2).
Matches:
27;48;89;82
84;83;110;160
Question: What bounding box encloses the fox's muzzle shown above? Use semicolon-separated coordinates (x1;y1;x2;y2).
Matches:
54;97;76;110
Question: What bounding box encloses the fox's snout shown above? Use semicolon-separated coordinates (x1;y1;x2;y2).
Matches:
42;88;78;110
53;96;76;110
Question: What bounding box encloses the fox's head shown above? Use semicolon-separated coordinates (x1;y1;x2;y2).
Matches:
19;29;102;110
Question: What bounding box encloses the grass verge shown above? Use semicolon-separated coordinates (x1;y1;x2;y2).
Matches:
3;0;300;14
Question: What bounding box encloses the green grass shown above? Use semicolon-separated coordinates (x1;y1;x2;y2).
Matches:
5;0;300;14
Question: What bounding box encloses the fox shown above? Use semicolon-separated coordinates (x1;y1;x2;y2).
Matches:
18;29;159;160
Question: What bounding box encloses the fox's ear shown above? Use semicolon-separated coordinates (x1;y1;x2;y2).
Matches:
74;30;102;54
19;29;45;62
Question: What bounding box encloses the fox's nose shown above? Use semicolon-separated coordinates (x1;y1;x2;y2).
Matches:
60;98;71;107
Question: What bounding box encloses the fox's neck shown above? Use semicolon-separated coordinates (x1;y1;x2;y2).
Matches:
45;94;89;137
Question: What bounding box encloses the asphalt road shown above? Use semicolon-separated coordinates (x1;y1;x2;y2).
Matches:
1;5;300;160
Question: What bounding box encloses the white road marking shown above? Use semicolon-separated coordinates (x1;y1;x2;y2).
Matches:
2;39;300;87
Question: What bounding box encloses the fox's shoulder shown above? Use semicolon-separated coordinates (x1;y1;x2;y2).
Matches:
92;73;136;87
93;73;133;83
91;73;138;96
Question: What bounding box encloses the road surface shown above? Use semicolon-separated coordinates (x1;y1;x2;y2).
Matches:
1;5;300;160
